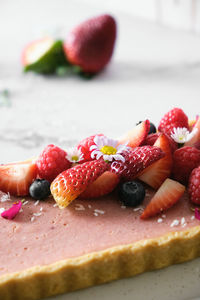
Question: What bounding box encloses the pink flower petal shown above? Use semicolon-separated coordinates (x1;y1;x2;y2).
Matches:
1;201;22;220
195;208;200;221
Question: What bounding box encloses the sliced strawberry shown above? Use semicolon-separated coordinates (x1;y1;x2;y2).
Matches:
139;134;173;189
111;145;164;180
140;178;185;219
0;159;37;196
143;132;178;153
50;160;109;208
79;171;119;199
118;120;150;148
185;116;200;147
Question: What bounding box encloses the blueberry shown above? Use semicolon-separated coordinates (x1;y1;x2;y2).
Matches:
29;179;51;200
136;121;156;134
149;122;156;134
118;181;145;207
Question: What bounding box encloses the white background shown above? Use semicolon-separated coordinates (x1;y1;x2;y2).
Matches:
0;0;200;299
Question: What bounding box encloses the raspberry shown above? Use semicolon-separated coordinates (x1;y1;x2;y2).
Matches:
188;166;200;204
36;144;71;182
158;108;189;136
77;134;104;162
172;146;200;185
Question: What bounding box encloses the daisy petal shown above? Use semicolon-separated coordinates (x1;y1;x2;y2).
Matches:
1;201;22;220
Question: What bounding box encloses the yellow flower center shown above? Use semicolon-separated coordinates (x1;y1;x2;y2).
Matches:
71;155;79;162
100;145;117;155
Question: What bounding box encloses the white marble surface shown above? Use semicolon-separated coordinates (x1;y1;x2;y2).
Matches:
1;1;200;299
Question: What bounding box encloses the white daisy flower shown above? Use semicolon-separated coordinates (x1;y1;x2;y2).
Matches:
66;147;84;163
90;135;129;162
171;127;197;144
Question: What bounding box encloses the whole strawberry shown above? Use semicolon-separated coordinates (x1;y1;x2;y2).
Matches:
51;159;109;208
36;144;71;182
172;146;200;185
77;134;104;162
158;108;189;136
188;166;200;205
110;146;164;180
63;14;117;73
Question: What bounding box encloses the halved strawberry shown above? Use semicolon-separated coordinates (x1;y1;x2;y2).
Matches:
0;159;37;196
118;120;150;148
80;171;119;199
140;178;185;219
22;37;68;74
185;116;200;147
51;160;109;208
139;134;173;189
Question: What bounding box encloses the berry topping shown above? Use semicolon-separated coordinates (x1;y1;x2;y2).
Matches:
188;166;200;205
118;120;150;149
36;144;71;182
139;134;173;189
158;108;189;136
64;14;117;73
143;132;177;153
172;146;200;185
111;146;164;180
149;122;157;134
118;181;145;207
80;171;119;199
0;159;37;196
141;178;185;219
77;134;104;162
29;179;51;200
51;160;109;208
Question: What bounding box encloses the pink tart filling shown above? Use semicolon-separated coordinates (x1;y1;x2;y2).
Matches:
0;189;198;276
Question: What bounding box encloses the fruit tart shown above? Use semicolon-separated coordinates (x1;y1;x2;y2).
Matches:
1;108;200;300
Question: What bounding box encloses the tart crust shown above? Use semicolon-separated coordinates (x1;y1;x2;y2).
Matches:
1;225;200;300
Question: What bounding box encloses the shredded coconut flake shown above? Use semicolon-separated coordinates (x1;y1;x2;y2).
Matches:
31;216;35;222
0;207;5;214
157;218;163;223
170;219;179;227
53;203;58;207
162;214;166;218
75;204;85;211
121;205;126;209
23;201;29;206
33;212;42;217
182;223;187;228
0;193;10;202
191;216;195;220
40;207;43;212
88;205;92;209
94;209;105;215
133;206;143;212
34;200;40;206
94;212;98;216
181;217;186;225
19;208;23;213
